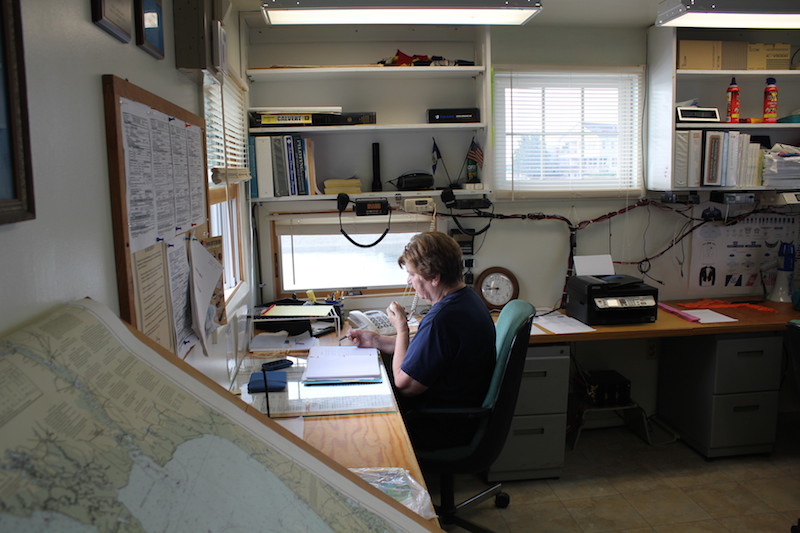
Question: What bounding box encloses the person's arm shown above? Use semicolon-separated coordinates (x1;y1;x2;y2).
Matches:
348;328;396;355
386;302;428;397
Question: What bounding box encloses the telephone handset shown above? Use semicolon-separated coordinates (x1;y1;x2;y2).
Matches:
347;310;397;336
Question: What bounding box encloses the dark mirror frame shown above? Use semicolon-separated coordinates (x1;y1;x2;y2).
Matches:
0;0;35;225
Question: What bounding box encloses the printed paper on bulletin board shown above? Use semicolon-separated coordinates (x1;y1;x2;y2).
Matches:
688;203;797;296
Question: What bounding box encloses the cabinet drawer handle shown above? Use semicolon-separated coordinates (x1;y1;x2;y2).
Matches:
733;404;760;413
514;427;545;436
737;350;763;359
525;370;548;378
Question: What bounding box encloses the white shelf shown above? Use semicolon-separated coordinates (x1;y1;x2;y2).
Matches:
676;122;800;129
247;65;484;82
677;69;800;77
250;122;485;135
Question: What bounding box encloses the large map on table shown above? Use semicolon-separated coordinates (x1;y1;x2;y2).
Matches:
0;299;431;532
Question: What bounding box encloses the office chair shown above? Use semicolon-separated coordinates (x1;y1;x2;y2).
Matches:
405;299;535;533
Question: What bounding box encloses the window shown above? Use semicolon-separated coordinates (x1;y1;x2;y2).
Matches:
493;67;644;195
204;71;249;292
272;213;436;295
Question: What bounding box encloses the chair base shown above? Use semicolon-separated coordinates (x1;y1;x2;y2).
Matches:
436;474;508;533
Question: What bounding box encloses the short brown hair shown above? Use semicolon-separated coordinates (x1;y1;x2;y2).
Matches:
398;231;463;285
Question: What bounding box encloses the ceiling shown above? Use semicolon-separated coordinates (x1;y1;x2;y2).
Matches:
231;0;664;29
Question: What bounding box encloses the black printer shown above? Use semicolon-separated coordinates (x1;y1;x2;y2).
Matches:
566;274;658;325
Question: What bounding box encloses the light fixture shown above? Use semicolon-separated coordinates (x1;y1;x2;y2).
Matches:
261;0;542;26
656;0;800;29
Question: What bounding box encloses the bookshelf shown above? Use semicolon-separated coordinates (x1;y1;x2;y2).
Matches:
245;25;491;201
646;27;800;192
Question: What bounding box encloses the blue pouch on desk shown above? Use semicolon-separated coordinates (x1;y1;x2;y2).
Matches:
247;371;287;393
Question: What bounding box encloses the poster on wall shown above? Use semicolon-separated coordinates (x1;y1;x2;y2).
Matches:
688;202;798;296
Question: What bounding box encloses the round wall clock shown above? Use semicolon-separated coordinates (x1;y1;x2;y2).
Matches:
475;267;520;310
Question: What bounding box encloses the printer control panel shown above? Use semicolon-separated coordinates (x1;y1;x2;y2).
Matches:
594;295;656;309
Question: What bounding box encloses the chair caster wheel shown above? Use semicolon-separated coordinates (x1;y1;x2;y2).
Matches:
495;492;510;508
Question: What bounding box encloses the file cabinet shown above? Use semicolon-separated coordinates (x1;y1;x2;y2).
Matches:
658;333;782;458
487;344;570;481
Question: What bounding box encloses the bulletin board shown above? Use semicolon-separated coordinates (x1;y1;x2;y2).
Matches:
102;74;217;358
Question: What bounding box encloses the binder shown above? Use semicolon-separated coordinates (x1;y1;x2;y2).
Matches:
254;136;275;198
702;131;725;186
270;136;291;197
673;130;689;188
302;346;382;385
687;130;703;187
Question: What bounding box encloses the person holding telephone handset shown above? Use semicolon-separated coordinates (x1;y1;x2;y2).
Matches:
349;231;496;445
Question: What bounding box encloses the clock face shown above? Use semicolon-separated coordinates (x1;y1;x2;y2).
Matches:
476;267;519;309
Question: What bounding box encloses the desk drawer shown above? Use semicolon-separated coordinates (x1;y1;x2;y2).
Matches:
709;391;779;449
516;346;570;415
488;413;566;481
714;335;782;394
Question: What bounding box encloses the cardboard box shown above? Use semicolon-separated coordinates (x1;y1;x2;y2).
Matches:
721;41;748;70
747;43;791;70
678;40;722;70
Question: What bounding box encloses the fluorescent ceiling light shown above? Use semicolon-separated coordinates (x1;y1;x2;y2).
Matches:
656;0;800;29
261;0;542;26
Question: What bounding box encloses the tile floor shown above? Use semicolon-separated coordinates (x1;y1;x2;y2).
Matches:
426;412;800;532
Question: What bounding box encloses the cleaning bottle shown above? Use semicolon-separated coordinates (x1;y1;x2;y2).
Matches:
763;77;778;123
726;77;740;123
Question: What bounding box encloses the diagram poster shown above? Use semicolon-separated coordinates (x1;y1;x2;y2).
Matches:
689;203;797;296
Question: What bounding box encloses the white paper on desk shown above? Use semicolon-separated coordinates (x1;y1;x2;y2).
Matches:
534;313;596;334
683;309;738;323
574;254;615;276
250;331;289;351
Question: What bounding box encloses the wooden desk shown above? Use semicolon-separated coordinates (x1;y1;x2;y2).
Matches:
303;412;425;485
528;300;799;343
238;332;430;512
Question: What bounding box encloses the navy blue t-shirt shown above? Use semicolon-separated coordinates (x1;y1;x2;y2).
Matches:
400;287;496;408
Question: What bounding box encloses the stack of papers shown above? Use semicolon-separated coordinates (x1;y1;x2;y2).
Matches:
303;346;382;385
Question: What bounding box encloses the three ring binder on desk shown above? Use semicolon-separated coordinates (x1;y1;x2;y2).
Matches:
302;346;382;385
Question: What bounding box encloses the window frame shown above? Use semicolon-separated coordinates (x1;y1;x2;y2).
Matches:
204;71;249;299
492;65;646;199
268;211;438;299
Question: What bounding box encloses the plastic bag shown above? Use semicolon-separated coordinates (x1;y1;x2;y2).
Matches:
349;467;436;520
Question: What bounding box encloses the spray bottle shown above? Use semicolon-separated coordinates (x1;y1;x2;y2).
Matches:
769;242;795;302
763;77;778;123
726;77;740;123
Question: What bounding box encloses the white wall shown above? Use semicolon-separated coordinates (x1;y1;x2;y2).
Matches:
0;1;200;335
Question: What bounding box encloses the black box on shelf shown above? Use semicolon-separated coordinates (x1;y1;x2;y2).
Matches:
427;108;480;123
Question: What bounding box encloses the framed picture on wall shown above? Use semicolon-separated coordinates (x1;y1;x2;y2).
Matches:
91;0;133;43
0;0;35;225
135;0;164;59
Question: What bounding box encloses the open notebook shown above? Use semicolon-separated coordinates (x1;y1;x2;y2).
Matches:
303;346;382;385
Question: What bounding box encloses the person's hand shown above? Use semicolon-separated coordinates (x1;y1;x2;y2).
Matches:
348;328;380;348
386;301;409;334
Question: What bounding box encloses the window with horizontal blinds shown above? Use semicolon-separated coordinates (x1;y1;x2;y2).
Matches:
203;72;248;176
203;71;248;290
493;68;644;194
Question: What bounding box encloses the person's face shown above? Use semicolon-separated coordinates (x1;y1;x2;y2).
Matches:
405;261;438;302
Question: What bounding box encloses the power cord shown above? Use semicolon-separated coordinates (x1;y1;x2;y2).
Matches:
337;193;392;248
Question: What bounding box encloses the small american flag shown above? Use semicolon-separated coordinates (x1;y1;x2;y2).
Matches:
467;139;484;168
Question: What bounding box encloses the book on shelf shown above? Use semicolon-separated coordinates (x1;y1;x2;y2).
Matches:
675;129;767;189
249;136;276;199
702;131;725;186
322;177;362;195
270;136;291;197
250;111;377;128
248;135;259;198
248;135;318;198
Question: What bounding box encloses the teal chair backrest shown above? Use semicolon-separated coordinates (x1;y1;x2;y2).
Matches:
482;300;535;409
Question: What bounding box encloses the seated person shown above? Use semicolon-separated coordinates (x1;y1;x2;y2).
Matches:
349;231;496;447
